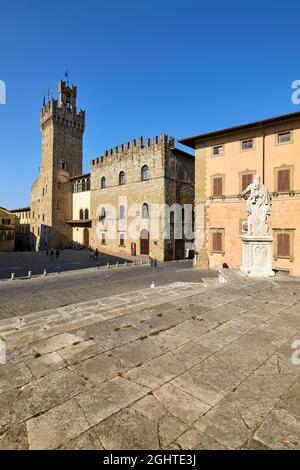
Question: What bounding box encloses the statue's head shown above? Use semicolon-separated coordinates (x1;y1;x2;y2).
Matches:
253;174;261;187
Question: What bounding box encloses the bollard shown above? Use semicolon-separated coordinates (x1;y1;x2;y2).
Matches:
124;261;127;267
133;261;135;265
58;266;61;275
140;260;143;265
107;263;109;268
43;269;47;276
11;273;15;280
151;283;156;289
28;271;32;279
116;262;119;267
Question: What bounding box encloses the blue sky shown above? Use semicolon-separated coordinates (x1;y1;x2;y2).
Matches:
0;0;299;209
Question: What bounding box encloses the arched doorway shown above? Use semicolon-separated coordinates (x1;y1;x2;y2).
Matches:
83;228;89;247
140;229;149;255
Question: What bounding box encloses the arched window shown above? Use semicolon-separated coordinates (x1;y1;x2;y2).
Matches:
73;181;78;193
79;209;84;220
86;178;90;191
82;179;86;192
119;205;125;219
141;203;149;219
141;165;150;181
85;209;89;220
99;207;106;221
101;176;106;189
119;171;125;185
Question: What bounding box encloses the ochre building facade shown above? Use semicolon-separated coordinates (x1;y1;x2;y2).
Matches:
180;111;300;276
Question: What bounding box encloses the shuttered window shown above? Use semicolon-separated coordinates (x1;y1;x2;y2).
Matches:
213;177;223;197
277;233;290;258
242;173;253;191
212;232;223;253
277;169;290;193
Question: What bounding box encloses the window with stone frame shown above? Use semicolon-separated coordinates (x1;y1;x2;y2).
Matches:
141;165;150;181
212;145;224;156
79;209;84;220
101;232;106;244
241;139;254;151
141;203;149;219
273;229;294;261
276;168;291;193
212;176;224;198
277;131;291;145
119;233;125;246
119;171;126;185
119;205;126;220
210;228;225;254
101;176;107;189
241;172;254;192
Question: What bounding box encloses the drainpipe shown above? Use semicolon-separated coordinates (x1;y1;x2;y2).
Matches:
260;122;265;184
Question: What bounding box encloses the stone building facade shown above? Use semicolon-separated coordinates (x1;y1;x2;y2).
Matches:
180;111;300;276
0;208;16;251
30;80;85;250
90;135;194;261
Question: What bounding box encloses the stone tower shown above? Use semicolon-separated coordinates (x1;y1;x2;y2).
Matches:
30;80;85;250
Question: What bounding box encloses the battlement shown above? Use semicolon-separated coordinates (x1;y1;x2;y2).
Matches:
91;134;175;167
40;98;85;131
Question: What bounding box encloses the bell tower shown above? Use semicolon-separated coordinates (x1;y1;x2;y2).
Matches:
30;79;85;250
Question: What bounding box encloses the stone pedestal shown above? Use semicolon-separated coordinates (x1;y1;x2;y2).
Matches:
240;235;275;277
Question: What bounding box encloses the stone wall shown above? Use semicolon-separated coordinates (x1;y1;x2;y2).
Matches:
90;135;195;261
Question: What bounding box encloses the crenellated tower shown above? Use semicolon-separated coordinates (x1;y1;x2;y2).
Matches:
30;79;85;250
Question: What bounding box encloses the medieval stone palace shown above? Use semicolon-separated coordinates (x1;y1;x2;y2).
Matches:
5;80;195;262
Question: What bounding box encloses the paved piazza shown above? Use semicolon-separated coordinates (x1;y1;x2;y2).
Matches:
0;269;300;450
0;249;127;280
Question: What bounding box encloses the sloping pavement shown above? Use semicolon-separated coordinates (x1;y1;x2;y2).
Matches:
0;275;300;449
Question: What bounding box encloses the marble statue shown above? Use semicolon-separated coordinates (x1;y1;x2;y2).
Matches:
240;175;271;236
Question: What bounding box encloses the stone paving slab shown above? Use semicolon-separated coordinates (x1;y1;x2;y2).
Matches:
0;276;300;449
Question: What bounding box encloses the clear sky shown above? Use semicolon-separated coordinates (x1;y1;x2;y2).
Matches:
0;0;299;209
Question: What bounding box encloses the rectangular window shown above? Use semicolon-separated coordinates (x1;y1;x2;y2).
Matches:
120;233;125;246
42;214;45;222
277;233;290;258
212;145;224;156
277;168;290;193
277;131;291;144
212;177;223;198
241;173;253;191
101;233;106;244
241;139;253;150
1;219;10;225
212;232;223;253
